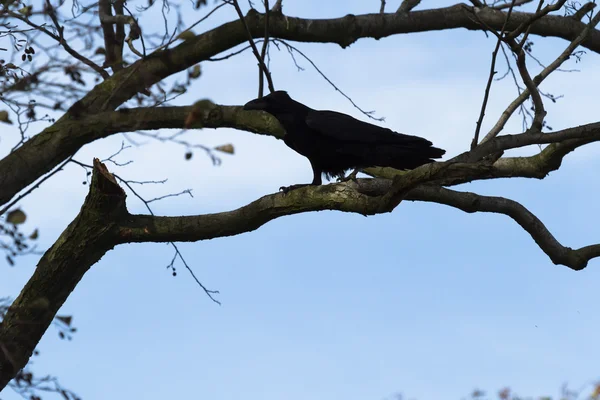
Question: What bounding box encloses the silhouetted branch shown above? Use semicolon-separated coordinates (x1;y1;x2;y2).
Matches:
471;0;517;149
479;9;600;143
258;0;271;97
229;0;275;94
571;2;596;21
494;0;533;9
397;0;421;13
271;0;282;12
275;39;384;121
7;7;109;78
406;186;600;270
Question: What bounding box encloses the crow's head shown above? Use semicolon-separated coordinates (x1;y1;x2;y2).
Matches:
243;90;294;115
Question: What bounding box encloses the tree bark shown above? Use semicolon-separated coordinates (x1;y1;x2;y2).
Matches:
0;159;126;388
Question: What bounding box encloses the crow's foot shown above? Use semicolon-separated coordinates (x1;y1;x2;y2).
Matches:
336;169;360;183
279;183;311;194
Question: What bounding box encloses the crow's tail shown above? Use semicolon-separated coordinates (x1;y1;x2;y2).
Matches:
372;142;446;170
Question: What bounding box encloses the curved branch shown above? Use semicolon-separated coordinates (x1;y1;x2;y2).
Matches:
2;97;599;210
407;186;600;270
0;159;125;389
0;104;283;208
71;3;600;116
2;154;599;388
117;173;600;272
1;3;600;208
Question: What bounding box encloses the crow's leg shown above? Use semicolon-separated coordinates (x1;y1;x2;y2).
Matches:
279;162;322;194
337;168;360;183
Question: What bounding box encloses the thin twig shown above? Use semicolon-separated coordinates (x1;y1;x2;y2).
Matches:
8;6;109;78
69;159;220;303
275;39;384;121
494;0;533;9
230;0;275;93
0;157;72;217
471;0;517;149
258;0;270;97
506;0;569;39
479;11;600;142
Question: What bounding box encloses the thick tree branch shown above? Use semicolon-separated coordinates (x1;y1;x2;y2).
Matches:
0;159;126;389
2;142;600;387
1;2;599;210
115;170;600;272
2;97;600;211
67;4;600;118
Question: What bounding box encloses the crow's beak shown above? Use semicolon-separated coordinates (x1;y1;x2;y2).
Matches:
243;98;268;111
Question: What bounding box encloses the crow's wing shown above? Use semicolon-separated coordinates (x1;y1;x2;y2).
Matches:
305;110;433;147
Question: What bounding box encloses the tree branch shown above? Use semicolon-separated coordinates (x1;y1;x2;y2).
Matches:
230;0;275;95
258;0;272;97
7;8;109;79
2;146;600;387
68;3;600;119
0;158;126;389
406;186;600;270
2;93;600;210
397;0;421;13
479;10;600;142
113;167;600;272
471;0;517;149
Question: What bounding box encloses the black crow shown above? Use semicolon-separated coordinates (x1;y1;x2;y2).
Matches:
244;91;445;193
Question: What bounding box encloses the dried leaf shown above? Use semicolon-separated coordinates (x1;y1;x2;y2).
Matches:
214;144;234;155
188;64;201;79
0;110;12;124
18;5;32;15
29;228;38;239
6;208;26;224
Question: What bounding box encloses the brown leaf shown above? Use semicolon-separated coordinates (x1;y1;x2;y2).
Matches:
6;208;26;225
0;110;12;124
188;64;201;79
214;144;234;155
18;5;32;15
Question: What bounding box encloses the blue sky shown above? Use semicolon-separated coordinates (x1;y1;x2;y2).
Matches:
2;0;600;399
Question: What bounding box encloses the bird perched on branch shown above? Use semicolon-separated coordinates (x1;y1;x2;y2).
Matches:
244;91;445;193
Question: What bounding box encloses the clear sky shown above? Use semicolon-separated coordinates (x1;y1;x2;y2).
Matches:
2;0;600;399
